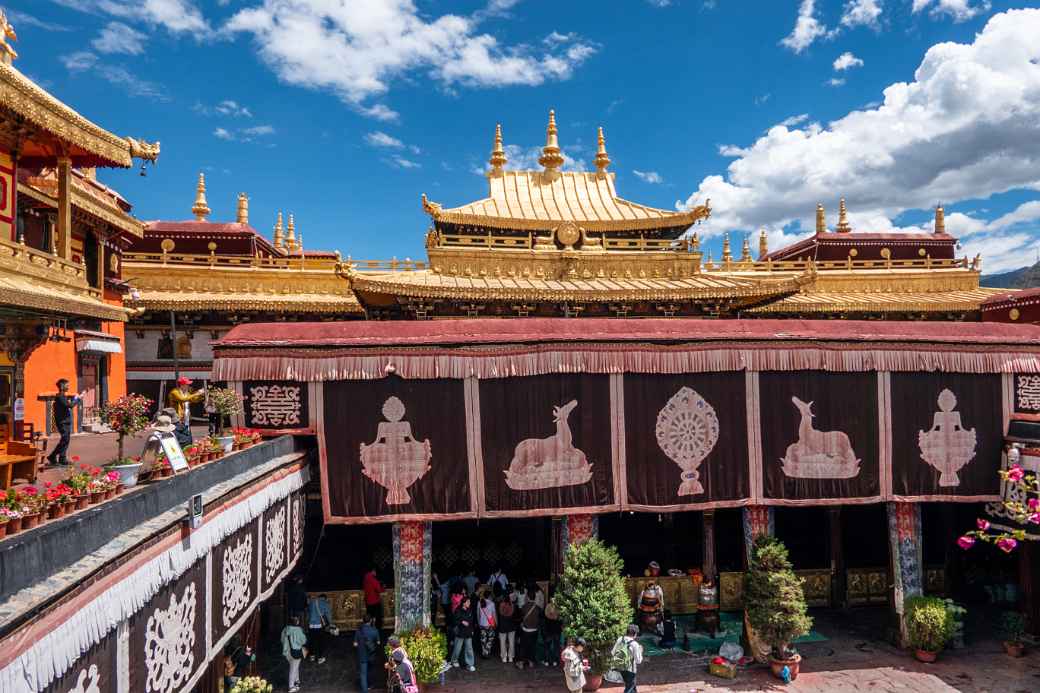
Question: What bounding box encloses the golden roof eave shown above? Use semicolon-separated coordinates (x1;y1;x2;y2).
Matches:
427;206;708;232
18;182;145;238
746;287;1007;314
132;290;363;314
0;62;159;168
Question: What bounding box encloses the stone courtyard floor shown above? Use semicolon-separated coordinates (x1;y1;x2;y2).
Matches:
256;610;1040;693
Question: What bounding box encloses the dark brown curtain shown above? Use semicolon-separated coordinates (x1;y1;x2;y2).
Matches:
890;372;1002;497
323;377;471;519
243;381;309;429
43;626;116;692
624;372;750;507
479;374;614;513
759;371;880;501
212;517;259;647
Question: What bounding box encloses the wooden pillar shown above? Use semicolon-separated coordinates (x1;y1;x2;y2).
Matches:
742;505;775;565
888;502;923;647
56;156;72;260
95;235;105;291
702;510;717;580
1022;541;1040;636
829;507;845;609
393;520;432;632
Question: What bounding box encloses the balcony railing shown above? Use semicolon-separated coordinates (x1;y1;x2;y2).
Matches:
0;234;100;299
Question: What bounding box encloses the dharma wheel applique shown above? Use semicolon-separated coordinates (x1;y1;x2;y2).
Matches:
780;397;861;478
144;582;197;693
504;399;593;490
918;389;977;487
359;396;432;505
655;387;718;495
68;664;101;693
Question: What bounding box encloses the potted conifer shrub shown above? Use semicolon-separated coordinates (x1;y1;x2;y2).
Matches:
1000;611;1026;657
555;538;632;691
905;595;953;662
744;535;813;681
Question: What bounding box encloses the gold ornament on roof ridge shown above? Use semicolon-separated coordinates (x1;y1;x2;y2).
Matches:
286;213;298;251
192;172;210;221
538;109;564;171
237;192;249;224
934;203;945;235
489;123;507;173
594;126;610;173
273;211;284;249
816;203;826;234
0;9;17;65
836;197;851;233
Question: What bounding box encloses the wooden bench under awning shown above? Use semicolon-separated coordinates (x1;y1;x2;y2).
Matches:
0;441;38;489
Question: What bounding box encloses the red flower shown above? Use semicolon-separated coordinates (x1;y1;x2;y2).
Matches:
957;535;975;550
976;518;990;531
1007;464;1025;482
997;537;1018;553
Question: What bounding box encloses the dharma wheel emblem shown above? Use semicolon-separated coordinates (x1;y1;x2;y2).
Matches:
918;389;977;487
360;396;433;504
656;387;718;495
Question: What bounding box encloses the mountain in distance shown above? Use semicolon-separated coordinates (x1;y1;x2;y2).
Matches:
981;261;1040;289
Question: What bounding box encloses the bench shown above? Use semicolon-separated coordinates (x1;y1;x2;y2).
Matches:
0;440;38;489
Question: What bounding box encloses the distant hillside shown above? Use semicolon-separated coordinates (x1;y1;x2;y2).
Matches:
982;262;1040;289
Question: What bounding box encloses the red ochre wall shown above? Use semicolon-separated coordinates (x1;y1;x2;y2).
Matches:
22;339;77;433
103;290;127;402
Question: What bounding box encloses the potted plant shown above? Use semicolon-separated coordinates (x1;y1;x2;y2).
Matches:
555;538;632;690
905;595;953;662
229;676;273;693
0;509;9;539
44;482;73;519
1;506;22;535
96;394;152;487
744;535;813;681
209;387;244;452
1000;611;1026;657
387;627;448;691
18;487;44;529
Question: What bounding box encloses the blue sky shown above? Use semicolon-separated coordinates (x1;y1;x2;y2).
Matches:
8;1;1040;273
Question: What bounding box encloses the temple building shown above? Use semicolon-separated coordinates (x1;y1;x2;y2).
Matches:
0;19;158;446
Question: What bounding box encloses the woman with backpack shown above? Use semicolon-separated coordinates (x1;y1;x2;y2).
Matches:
496;590;518;663
611;624;644;693
280;616;307;693
449;595;476;671
476;591;497;658
516;586;542;669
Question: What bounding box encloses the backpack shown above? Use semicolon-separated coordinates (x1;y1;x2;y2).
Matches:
610;637;634;672
499;600;514;618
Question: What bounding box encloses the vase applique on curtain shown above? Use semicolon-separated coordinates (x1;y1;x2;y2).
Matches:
67;664;101;693
780;397;861;478
656;387;718;495
359;396;432;504
144;582;197;693
918;388;977;487
504;399;593;490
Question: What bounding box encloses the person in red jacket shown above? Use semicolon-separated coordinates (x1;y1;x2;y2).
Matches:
363;565;384;630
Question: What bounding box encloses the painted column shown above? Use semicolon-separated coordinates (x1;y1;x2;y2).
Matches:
393;520;432;632
742;505;775;564
887;502;923;646
702;510;717;579
560;514;599;562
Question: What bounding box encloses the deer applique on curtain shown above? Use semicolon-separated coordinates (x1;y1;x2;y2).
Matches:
781;397;861;479
504;400;593;490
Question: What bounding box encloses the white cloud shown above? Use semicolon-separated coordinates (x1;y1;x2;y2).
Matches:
646;0;672;7
678;8;1040;274
912;0;991;23
60;50;168;100
841;0;883;29
195;100;253;117
781;0;829;54
833;51;864;71
364;131;421;154
827;77;846;86
8;9;73;32
92;22;146;55
51;0;210;34
779;114;810;128
633;170;664;184
224;0;596;120
389;155;421;169
214;127;233;140
212;124;276;141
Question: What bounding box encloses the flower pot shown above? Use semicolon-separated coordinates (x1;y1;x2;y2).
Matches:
108;462;144;489
0;523;8;539
769;653;802;681
582;674;603;691
1004;641;1025;657
47;504;65;520
914;649;938;663
6;517;22;534
217;435;235;453
21;512;41;530
89;492;104;505
75;495;90;510
104;489;115;500
64;500;77;514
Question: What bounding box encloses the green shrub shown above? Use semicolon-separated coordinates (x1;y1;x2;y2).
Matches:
388;627;447;684
905;596;953;653
555;538;632;674
744;535;813;659
1000;611;1026;644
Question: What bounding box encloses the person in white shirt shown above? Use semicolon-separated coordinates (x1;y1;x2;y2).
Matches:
613;624;644;693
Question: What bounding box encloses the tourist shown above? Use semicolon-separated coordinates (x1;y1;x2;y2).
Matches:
391;649;418;693
542;598;563;666
561;637;588;693
45;379;84;467
354;614;380;692
612;624;644;693
222;639;254;690
281;615;307;693
363;565;384;628
463;569;479;595
287;575;309;624
306;593;332;664
516;586;541;669
659;609;677;649
168;376;204;426
487;566;508;597
496;591;517;663
476;592;497;658
450;595;476;671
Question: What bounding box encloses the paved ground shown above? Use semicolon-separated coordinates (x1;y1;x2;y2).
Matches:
256;610;1040;693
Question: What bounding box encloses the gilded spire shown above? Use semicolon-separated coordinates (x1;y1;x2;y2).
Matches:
690;232;700;253
236;193;249;225
191;172;211;221
934;203;945;235
0;9;18;65
538;109;565;171
815;203;826;234
594;126;611;173
740;235;751;262
286;213;297;251
489;123;507;173
758;227;769;260
836;197;851;233
273;212;284;249
722;233;732;262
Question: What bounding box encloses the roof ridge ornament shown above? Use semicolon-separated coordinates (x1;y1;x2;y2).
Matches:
273;211;284;249
815;203;826;234
836;197;851;233
594;126;610;173
538;109;565;172
192;172;210;221
489;123;507;174
934;203;945;235
758;227;768;260
0;9;17;65
236;192;249;225
286;213;297;251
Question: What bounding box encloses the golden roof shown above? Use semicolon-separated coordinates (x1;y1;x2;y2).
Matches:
746;287;1006;314
18;181;144;239
132;289;362;314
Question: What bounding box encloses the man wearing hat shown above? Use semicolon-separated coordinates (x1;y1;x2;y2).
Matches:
168;377;205;427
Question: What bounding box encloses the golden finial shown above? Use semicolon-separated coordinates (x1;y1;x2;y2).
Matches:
758;227;768;260
286;213;297;251
273;212;284;249
722;233;732;262
740;235;752;262
934;203;945;235
489;123;507;173
538;109;565;171
191;172;211;221
236;193;249;225
836;197;851;233
594;126;611;173
0;10;18;65
691;232;700;252
815;203;826;234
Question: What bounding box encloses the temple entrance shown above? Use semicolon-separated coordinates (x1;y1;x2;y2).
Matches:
432;518;553;587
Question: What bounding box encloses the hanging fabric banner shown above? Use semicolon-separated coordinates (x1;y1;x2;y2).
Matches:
758;371;881;504
211;517;259;648
890;372;1002;500
623;372;750;511
41;627;116;693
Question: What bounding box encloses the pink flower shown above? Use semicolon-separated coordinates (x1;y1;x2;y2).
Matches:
1029;498;1039;511
957;535;975;550
997;537;1018;553
976;518;990;531
1007;464;1025;482
1029;512;1040;525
